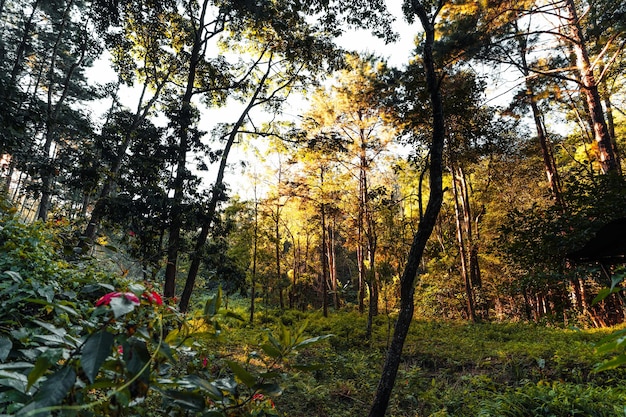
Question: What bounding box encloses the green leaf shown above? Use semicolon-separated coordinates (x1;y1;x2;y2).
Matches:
19;366;76;415
203;287;222;319
261;343;282;359
213;376;237;395
226;360;256;388
128;283;145;295
253;383;282;396
594;354;626;372
162;389;205;411
104;244;118;252
27;357;53;391
224;311;245;321
3;270;23;282
183;375;223;401
81;330;115;384
125;339;150;378
592;287;622;305
109;296;137;318
294;334;333;350
0;336;12;362
32;320;66;337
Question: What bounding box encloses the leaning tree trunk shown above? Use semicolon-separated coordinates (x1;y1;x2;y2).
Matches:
515;25;564;204
368;4;445;415
563;0;619;175
178;54;273;313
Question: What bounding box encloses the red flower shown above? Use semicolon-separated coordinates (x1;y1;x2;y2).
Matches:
142;291;163;306
95;292;140;306
95;292;120;306
202;357;208;368
252;393;265;402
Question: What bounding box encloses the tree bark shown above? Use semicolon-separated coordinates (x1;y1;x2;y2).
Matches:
368;3;445;415
563;0;619;175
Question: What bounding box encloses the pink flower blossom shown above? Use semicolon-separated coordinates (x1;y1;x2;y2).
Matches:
202;357;208;368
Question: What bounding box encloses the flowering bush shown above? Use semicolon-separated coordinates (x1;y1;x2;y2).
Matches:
0;206;329;416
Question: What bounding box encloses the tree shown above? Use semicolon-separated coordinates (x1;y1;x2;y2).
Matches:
301;54;398;329
177;0;342;311
34;0;101;220
369;1;446;414
80;0;177;249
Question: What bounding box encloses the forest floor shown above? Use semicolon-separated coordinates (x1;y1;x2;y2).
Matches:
200;303;626;417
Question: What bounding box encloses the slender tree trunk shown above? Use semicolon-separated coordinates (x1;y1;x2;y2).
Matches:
81;78;165;249
369;4;445;414
164;0;210;299
250;195;259;323
329;222;339;309
516;29;564;204
37;0;82;221
563;0;619;175
320;197;329;318
178;53;274;312
275;205;283;310
451;165;476;322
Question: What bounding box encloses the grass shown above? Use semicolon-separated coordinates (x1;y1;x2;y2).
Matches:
204;300;626;416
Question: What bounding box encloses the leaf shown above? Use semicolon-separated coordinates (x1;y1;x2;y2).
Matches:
81;330;115;384
104;244;118;252
594;354;626;372
19;366;76;416
592;287;622;305
203;287;222;319
260;343;282;359
294;334;333;350
125;339;150;378
213;376;237;395
226;360;256;388
3;270;23;283
253;383;282;396
183;375;223;401
162;389;205;411
32;320;67;337
224;311;245;321
0;336;12;362
27;357;53;391
109;296;137;318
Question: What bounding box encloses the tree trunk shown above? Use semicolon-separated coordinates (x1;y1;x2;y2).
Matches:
81;78;165;250
451;165;476;322
321;198;329;318
37;0;80;221
369;4;445;415
563;0;619;175
178;53;274;312
516;28;564;204
164;0;210;299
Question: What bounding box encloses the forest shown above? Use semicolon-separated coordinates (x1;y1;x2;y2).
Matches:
1;0;626;415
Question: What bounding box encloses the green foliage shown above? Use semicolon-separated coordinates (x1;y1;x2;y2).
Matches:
0;205;330;416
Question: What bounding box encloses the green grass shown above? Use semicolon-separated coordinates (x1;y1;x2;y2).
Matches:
206;304;626;416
